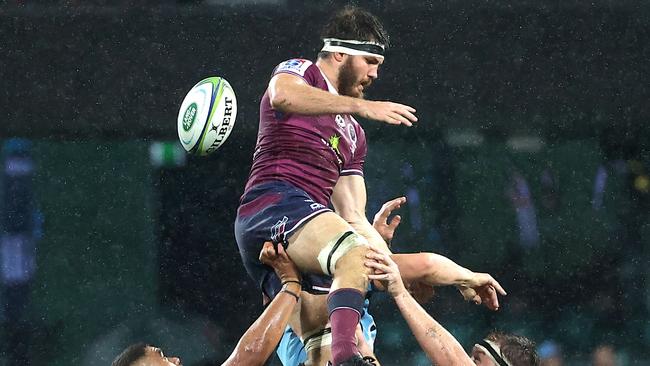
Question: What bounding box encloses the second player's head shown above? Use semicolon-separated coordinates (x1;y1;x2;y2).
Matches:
318;6;389;99
471;332;540;366
112;344;182;366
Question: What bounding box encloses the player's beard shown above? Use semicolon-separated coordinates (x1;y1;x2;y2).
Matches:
338;58;367;99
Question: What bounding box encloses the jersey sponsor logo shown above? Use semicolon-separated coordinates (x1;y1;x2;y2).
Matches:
328;134;341;156
321;136;343;166
271;216;289;242
275;59;312;77
304;199;326;211
335;114;346;128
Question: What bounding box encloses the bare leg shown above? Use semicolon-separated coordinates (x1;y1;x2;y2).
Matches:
287;212;371;364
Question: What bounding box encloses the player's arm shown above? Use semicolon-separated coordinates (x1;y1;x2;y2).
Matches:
371;197;477;285
372;197;507;310
395;253;507;309
331;174;392;254
330;178;507;308
364;247;475;366
370;196;405;246
222;243;301;366
269;73;417;126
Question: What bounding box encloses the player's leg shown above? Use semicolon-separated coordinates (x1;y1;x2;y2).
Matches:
235;181;372;364
286;212;369;288
294;292;331;366
286;212;372;365
282;292;378;366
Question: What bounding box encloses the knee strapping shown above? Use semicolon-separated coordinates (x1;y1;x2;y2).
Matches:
317;231;368;276
302;327;333;353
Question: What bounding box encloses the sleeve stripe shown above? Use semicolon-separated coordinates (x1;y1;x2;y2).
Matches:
273;70;308;82
340;169;364;176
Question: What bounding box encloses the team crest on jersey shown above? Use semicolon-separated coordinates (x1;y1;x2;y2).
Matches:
275;59;312;77
347;125;357;144
271;216;289;242
347;125;357;152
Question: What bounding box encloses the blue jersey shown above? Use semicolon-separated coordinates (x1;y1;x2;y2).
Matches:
277;299;377;366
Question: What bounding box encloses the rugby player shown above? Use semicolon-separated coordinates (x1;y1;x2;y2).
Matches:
234;6;418;366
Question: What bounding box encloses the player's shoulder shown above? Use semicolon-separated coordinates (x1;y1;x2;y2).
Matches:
273;58;315;78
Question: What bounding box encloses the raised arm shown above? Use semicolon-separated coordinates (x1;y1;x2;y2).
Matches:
371;196;405;245
269;73;417;125
364;247;475;366
370;197;481;286
372;196;507;310
222;243;301;366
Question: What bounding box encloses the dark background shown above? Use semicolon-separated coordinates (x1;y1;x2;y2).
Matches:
0;0;649;365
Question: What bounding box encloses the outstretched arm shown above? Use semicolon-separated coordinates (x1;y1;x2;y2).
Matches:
391;253;506;310
372;197;507;310
365;247;475;366
269;73;417;126
222;243;301;366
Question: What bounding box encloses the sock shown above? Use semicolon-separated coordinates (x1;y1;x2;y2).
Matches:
328;288;365;365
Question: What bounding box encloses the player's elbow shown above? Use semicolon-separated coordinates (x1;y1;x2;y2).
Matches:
418;253;446;283
269;74;305;112
270;91;291;111
269;78;295;112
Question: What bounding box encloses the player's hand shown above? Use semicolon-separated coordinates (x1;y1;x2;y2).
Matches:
456;273;506;311
259;242;300;284
364;246;407;298
372;196;405;245
358;100;418;127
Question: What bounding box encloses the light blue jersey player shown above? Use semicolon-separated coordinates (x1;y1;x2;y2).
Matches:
277;299;377;366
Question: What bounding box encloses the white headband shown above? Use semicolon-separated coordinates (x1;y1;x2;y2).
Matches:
474;339;513;366
321;38;385;59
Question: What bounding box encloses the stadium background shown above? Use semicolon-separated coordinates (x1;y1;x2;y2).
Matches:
1;0;649;365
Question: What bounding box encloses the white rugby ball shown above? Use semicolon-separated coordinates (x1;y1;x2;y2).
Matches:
177;77;237;156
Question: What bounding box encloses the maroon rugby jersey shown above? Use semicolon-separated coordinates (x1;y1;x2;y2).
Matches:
243;58;368;205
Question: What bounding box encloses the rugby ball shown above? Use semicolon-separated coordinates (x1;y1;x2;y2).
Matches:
177;77;237;156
